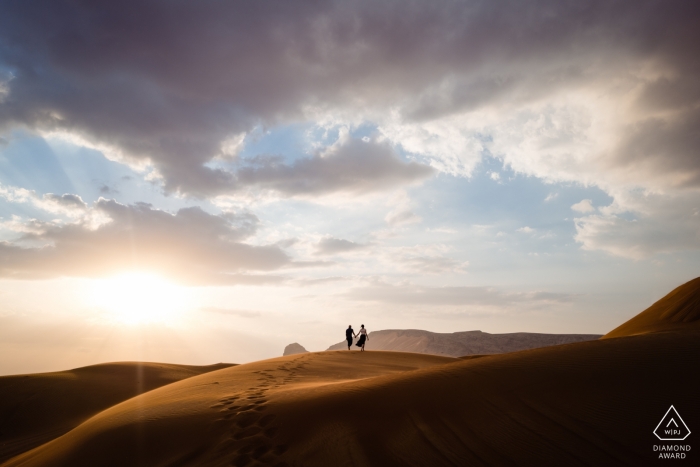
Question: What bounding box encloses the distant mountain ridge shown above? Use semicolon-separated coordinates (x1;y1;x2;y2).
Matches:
283;343;309;356
327;329;601;356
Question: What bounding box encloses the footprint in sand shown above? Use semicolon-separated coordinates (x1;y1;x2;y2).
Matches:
273;444;288;455
232;426;262;440
227;418;286;465
258;414;276;426
230;453;251;466
211;370;295;466
250;443;272;460
233;412;260;428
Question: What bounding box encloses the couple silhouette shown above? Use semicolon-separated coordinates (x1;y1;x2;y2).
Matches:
346;324;368;351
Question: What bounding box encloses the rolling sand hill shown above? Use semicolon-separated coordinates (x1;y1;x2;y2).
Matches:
2;278;698;466
604;276;700;338
327;329;601;356
0;362;233;464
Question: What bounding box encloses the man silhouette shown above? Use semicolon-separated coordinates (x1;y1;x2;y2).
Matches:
346;325;357;350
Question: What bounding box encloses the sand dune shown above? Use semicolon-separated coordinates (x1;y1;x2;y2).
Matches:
0;362;233;464
3;278;699;466
2;352;453;467
4;332;698;467
604;276;700;338
327;329;601;356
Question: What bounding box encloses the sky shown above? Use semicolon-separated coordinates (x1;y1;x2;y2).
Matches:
1;0;699;375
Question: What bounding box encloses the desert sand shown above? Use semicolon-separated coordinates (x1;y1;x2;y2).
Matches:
604;276;700;338
0;362;233;464
326;329;602;356
2;277;699;466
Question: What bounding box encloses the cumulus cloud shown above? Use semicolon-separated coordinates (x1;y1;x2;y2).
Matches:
42;193;88;212
0;0;697;199
235;138;433;196
574;191;700;259
2;0;700;263
0;183;88;217
571;199;595;213
0;198;290;282
610;107;700;188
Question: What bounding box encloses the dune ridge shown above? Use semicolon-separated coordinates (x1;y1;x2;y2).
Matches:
327;329;601;356
604;276;700;338
2;352;453;467
3;278;700;466
4;334;698;466
0;361;234;464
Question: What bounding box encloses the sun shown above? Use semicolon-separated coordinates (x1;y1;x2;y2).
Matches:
89;272;187;324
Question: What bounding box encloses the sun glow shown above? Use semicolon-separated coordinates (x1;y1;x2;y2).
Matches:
90;272;188;324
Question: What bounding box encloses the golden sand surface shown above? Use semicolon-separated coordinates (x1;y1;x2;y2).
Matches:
2;278;699;466
0;362;233;464
604;277;700;338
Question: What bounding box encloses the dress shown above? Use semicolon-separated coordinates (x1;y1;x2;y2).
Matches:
356;329;367;347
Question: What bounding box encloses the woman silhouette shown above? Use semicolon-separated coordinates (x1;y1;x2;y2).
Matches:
355;324;368;351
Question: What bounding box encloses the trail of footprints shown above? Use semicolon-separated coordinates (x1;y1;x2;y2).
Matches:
210;356;310;467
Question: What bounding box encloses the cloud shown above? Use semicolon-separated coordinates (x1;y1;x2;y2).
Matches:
235;138;433;196
199;307;261;318
574;191;700;259
610;107;700;188
395;255;468;274
1;0;698;199
384;190;422;227
378;243;467;274
385;209;421;227
315;237;368;256
294;276;349;286
516;226;534;234
99;184;119;195
0;183;88;217
0;216;47;235
0;198;290;282
42;193;88;211
1;1;699;260
274;238;299;249
571;199;595;213
345;282;576;308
